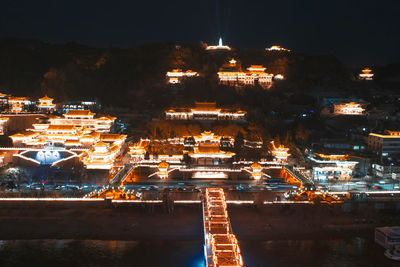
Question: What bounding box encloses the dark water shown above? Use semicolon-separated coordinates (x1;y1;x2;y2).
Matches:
0;237;394;267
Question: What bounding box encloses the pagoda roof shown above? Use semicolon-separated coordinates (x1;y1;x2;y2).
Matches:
64;110;94;116
97;115;116;121
39;95;53;101
251;162;262;169
47;125;76;131
65;140;81;145
158;161;169;168
8;96;30;101
94;141;108;147
100;133;127;141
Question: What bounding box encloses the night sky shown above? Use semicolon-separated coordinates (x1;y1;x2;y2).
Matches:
1;0;399;65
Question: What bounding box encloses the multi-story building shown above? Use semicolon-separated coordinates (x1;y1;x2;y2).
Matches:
368;131;400;156
308;153;358;181
166;69;198;84
165;102;246;121
48;110;115;133
82;141;122;170
217;59;273;89
372;162;400;179
37;95;56;111
8;96;32;113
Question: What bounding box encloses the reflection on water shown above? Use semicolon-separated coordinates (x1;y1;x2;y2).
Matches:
0;240;205;267
241;237;396;267
0;237;395;267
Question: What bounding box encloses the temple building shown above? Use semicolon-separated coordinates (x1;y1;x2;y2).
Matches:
333;102;366;115
266;45;291;52
157;161;169;179
8;97;32;113
189;144;235;165
250;162;263;180
10;108;123;149
165;102;246;121
271;142;290;163
205;38;231;51
48;110;115;133
37;95;56;111
82;141;122;170
359;68;374;80
217;59;273;89
308;153;358;181
166;69;199;84
128;131;235;166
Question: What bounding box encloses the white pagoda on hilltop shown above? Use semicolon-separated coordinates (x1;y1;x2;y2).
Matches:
206;38;231;51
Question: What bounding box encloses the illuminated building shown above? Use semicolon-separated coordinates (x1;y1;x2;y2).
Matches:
0;93;8;108
205;37;231;51
166;69;198;84
372;162;400;179
333;102;365;115
308;153;358;181
128;140;148;162
157;161;169;179
37;95;56;111
0;117;9;135
62;100;99;112
368;131;400;156
165;102;246;121
0;152;5;166
48;110;115;133
271;142;290;163
359;68;374;80
251;162;263;180
266;45;291;52
8;97;32;113
128;131;235;166
82;141;121;169
217;59;273;89
189;144;235;165
9;108;125;169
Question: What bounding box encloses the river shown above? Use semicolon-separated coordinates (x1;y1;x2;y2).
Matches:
0;237;394;267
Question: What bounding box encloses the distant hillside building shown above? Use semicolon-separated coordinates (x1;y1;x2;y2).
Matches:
333;102;366;115
368;130;400;156
218;59;273;89
166;69;199;84
359;68;374;80
266;45;291;52
165;102;246;121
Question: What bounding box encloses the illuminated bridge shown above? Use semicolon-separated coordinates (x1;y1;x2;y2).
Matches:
203;188;244;267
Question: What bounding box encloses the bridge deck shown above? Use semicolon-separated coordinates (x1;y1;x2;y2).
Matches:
203;188;243;267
